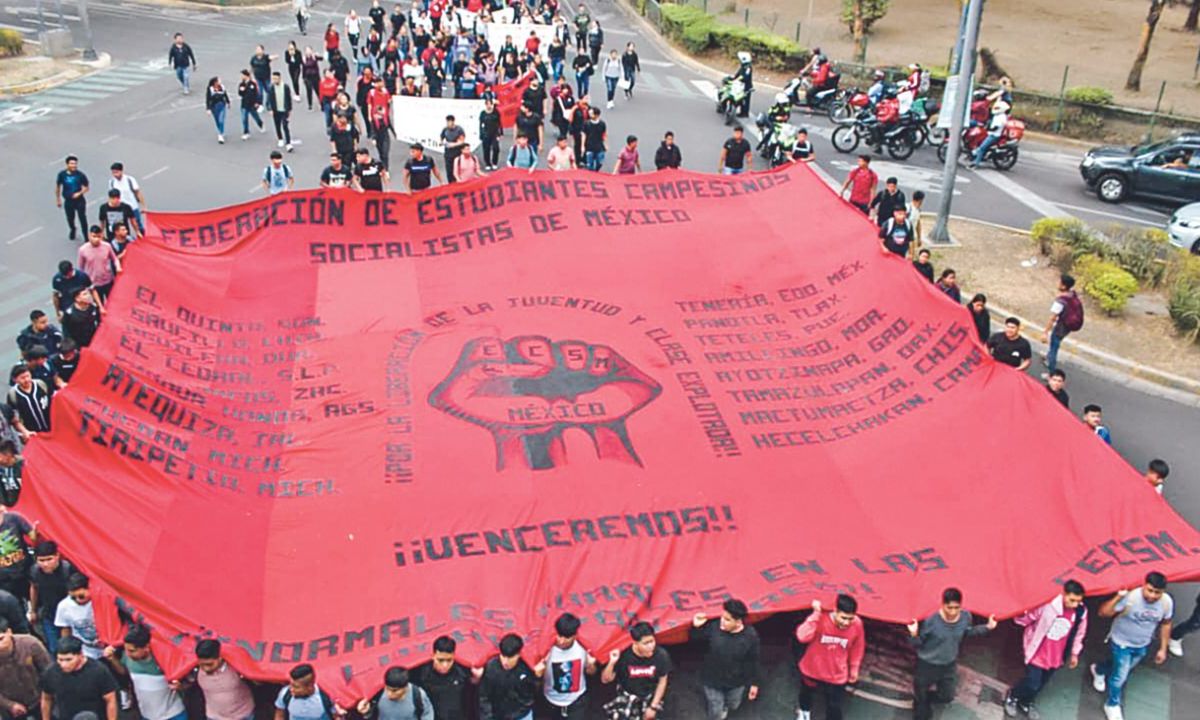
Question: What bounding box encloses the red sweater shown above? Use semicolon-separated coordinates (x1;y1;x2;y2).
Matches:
796;611;865;685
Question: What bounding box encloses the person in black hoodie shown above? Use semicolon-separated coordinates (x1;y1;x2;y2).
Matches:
691;599;760;720
969;293;991;343
411;635;476;720
654;131;682;170
479;634;540;720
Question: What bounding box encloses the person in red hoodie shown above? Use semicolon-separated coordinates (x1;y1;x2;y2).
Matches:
795;594;865;720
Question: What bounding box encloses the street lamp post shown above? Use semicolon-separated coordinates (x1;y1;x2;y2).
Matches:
77;0;97;61
931;0;985;245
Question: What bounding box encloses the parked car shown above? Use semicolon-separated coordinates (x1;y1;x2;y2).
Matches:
1167;202;1200;254
1080;134;1200;205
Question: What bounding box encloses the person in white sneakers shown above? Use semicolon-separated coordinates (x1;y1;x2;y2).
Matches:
1090;572;1173;720
1004;580;1088;719
1168;587;1198;657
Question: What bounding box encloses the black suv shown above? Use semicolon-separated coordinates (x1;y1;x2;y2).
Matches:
1080;134;1200;205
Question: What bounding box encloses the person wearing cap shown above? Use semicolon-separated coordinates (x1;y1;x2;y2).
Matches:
868;177;906;228
971;100;1010;168
403;144;441;193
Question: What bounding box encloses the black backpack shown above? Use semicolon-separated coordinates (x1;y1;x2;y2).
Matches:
366;686;426;719
281;688;336;718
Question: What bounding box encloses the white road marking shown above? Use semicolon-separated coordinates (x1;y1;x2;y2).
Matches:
6;226;43;245
825;157;969;197
690;79;717;102
143;165;169;180
638;59;675;68
1054;202;1162;226
970;168;1068;219
99;134;119;145
248;184;263;194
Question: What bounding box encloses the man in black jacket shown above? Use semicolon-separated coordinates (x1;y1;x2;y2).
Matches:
654;131;682;170
167;33;196;95
479;634;540;720
868;176;906;228
691;599;760;720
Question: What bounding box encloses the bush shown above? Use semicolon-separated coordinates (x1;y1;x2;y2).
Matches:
1106;226;1170;287
0;29;22;58
1169;282;1200;343
1074;254;1139;314
1064;86;1114;105
710;25;804;70
1030;217;1106;267
658;3;804;69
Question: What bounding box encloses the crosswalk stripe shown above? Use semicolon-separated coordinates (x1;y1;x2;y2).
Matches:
108;68;164;79
690;79;718;101
0;273;43;296
80;75;148;87
638;72;665;94
37;96;93;107
69;81;137;93
661;74;693;97
39;87;111;100
0;294;40;321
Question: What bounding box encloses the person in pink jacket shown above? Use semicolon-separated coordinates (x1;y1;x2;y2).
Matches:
1004;580;1088;719
794;594;865;720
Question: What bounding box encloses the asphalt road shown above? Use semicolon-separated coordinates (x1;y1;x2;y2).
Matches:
1;1;1198;718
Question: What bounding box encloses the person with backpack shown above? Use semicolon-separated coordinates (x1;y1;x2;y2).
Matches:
1042;273;1083;375
1004;580;1088;719
356;666;432;720
275;663;344;720
262;151;294;195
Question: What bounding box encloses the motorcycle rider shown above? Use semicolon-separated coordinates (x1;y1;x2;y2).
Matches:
905;63;928;97
758;92;792;153
730;51;753;117
970;100;1009;168
805;53;834;106
867;69;888;106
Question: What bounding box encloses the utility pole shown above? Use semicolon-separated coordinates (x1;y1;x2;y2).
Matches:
78;0;97;61
931;0;984;245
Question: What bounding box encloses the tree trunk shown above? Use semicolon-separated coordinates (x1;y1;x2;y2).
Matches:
1186;0;1200;30
852;1;866;62
1126;0;1165;91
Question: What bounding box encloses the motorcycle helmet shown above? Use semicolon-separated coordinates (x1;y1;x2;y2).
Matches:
775;92;788;104
812;47;822;57
873;69;885;80
908;63;921;71
737;51;752;65
972;89;988;100
818;54;828;64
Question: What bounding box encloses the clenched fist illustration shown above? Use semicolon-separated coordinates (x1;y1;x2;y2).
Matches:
428;336;662;470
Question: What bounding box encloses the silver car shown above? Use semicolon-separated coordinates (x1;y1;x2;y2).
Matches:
1167;202;1200;254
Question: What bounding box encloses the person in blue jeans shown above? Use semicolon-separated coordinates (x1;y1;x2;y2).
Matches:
1090;572;1174;720
30;540;75;655
205;76;230;144
582;106;607;172
1041;273;1079;374
970;100;1009;168
167;33;196;95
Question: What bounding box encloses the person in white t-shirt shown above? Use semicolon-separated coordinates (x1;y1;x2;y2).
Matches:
1144;459;1169;497
54;573;102;660
107;163;147;235
542;613;596;719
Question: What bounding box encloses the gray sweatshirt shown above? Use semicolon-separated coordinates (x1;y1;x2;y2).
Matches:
909;610;989;665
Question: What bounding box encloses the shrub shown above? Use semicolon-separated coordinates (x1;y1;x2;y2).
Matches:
1074;254;1139;314
1064;86;1114;105
0;29;22;58
1106;226;1169;287
1169;281;1200;343
710;25;804;69
1030;217;1106;268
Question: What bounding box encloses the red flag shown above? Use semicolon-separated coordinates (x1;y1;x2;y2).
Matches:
20;164;1200;702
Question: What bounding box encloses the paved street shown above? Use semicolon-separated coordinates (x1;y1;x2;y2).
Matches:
1;1;1198;718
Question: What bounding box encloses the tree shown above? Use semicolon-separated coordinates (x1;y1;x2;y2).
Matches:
1185;0;1200;31
841;0;891;62
1127;0;1165;91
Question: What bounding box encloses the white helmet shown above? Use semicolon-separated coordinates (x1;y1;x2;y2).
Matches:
737;51;752;65
775;92;788;104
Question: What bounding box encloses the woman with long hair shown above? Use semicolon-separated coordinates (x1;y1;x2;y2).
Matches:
205;76;230;144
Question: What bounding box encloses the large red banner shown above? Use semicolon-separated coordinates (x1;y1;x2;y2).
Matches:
21;164;1200;701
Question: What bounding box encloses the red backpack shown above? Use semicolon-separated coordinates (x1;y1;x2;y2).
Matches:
1061;292;1084;333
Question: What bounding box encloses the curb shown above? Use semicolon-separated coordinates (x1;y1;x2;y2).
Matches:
116;0;290;11
938;216;1200;404
0;52;111;96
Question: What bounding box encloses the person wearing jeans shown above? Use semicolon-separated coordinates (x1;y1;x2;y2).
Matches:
691;599;760;720
1090;572;1173;720
601;50;621;109
238;71;265;139
1169;595;1200;656
1005;580;1088;719
1042;273;1079;374
167;33;196;95
205;77;230;143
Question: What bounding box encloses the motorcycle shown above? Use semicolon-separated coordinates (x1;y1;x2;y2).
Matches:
784;74;843;113
937;119;1024;170
828;86;870;122
716;76;751;126
831;111;917;160
754;114;801;166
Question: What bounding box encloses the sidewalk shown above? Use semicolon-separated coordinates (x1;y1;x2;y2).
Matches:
0;50;110;96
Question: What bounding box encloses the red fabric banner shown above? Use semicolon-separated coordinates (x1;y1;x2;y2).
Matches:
21;164;1200;701
496;71;534;128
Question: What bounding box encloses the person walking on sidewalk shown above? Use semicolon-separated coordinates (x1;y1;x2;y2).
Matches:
1004;580;1088;720
1041;273;1083;375
54;156;89;242
167;33;197;95
794;595;864;720
907;588;996;720
1090;572;1173;720
690;599;760;720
